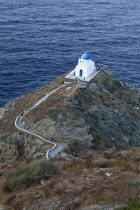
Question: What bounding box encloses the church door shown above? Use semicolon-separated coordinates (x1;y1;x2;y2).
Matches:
79;69;83;77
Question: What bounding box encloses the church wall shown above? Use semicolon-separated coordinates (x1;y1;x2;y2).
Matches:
65;54;97;81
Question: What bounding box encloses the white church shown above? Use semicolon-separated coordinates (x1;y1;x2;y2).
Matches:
65;53;99;82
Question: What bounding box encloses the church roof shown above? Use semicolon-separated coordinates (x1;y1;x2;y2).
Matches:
81;53;91;60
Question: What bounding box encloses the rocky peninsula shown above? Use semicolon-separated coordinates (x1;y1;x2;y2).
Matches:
0;68;140;165
0;68;140;209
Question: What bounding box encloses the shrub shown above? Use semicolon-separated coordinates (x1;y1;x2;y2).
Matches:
122;162;133;171
68;139;81;156
84;151;95;158
120;200;140;209
103;151;113;159
127;179;140;201
94;158;108;168
115;151;129;160
3;159;60;192
3;174;28;192
128;179;140;187
131;152;140;162
108;158;116;167
94;158;116;168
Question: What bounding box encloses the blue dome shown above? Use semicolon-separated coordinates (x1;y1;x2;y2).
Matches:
81;53;91;60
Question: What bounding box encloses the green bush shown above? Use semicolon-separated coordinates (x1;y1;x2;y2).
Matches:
3;159;60;192
127;179;140;201
94;158;116;168
115;151;129;160
3;174;28;192
131;152;140;162
108;159;116;167
95;158;109;168
128;179;140;187
68;139;81;156
120;200;140;210
84;151;95;158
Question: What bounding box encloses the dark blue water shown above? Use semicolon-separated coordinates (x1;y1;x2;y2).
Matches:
0;0;140;107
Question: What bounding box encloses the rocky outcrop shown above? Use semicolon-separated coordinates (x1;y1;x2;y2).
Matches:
0;100;15;120
82;104;140;150
23;69;140;155
0;131;51;168
0;132;24;168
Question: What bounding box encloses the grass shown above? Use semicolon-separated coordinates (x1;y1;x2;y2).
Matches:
0;73;66;132
3;159;60;192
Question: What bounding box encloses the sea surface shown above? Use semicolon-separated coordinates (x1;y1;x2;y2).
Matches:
0;0;140;107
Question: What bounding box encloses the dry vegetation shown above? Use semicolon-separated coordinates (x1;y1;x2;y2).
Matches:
0;148;140;210
0;73;67;133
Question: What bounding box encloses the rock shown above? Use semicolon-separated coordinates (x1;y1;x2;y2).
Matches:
0;100;15;119
59;152;69;157
88;83;99;91
81;203;126;210
0;108;6;120
34;152;44;158
105;172;112;177
0;205;5;210
0;131;50;168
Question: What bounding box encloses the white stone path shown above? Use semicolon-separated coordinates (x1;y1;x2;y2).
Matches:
15;83;70;160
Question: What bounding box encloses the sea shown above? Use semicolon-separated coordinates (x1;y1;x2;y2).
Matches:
0;0;140;107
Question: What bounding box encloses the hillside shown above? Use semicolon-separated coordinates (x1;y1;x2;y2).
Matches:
0;68;140;166
0;148;140;209
23;69;140;155
0;68;140;209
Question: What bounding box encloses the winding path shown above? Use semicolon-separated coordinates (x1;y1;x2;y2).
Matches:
15;83;70;159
